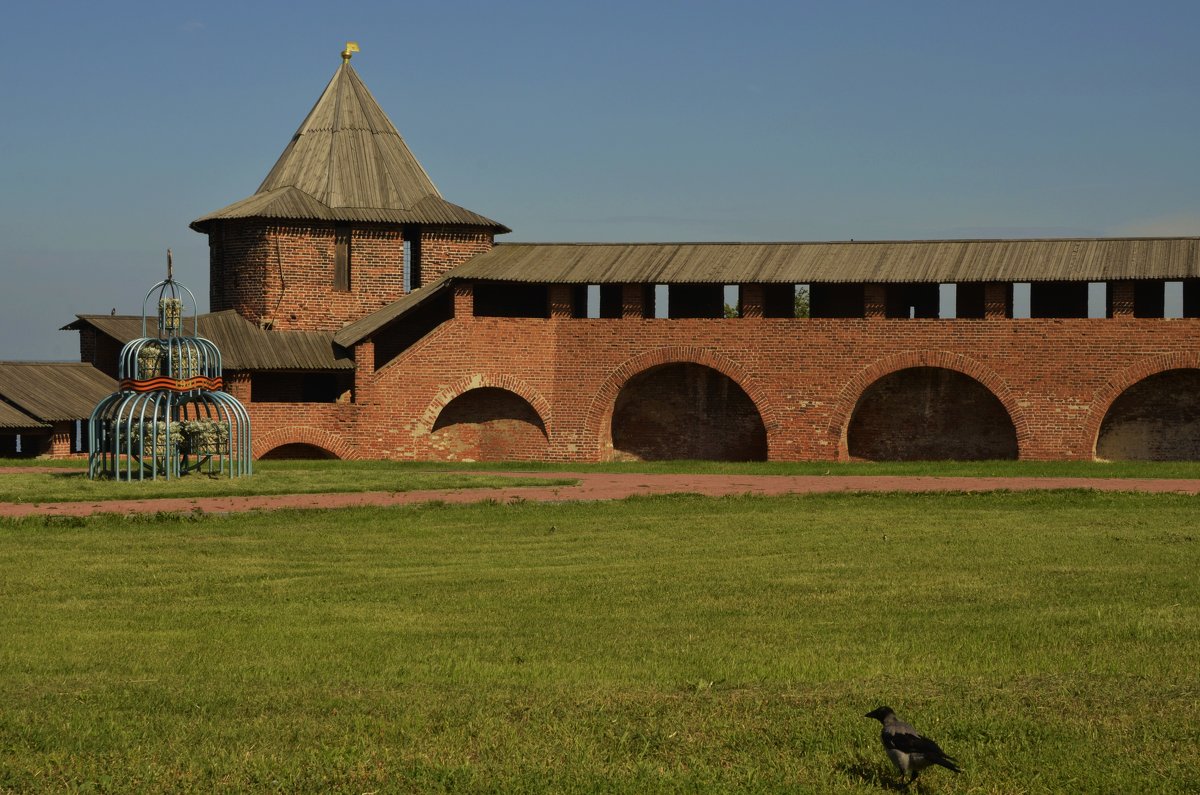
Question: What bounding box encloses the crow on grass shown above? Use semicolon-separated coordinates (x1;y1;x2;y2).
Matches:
865;706;962;786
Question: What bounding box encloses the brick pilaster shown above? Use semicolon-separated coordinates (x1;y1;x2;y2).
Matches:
548;285;574;318
864;284;887;318
621;284;645;318
224;372;252;402
353;340;375;402
739;284;765;318
1110;281;1135;317
453;283;474;318
984;283;1008;319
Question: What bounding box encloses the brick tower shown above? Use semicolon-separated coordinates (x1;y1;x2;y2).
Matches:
191;45;508;331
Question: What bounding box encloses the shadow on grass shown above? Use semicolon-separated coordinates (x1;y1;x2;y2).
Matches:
49;472;86;480
839;756;908;791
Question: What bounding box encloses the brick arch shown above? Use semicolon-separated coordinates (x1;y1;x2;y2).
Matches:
1084;351;1200;457
828;351;1030;461
584;346;780;459
254;426;358;460
416;374;552;438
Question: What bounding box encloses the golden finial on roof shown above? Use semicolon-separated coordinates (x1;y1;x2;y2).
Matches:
341;41;360;61
167;248;173;281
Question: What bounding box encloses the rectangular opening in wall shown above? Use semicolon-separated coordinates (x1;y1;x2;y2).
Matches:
473;282;550;318
809;283;865;318
1012;283;1031;318
403;226;422;291
1134;280;1166;318
572;285;590;318
885;284;939;318
654;285;668;318
956;283;985;318
599;284;623;318
334;225;351;292
668;284;724;318
1030;281;1087;318
1087;282;1107;318
793;284;810;318
403;239;412;293
1165;281;1183;318
1184;280;1200;318
724;285;739;318
251;372;354;403
938;284;955;318
757;284;796;318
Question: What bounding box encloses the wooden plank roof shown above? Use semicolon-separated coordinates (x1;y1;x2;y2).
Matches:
0;362;116;422
192;62;507;233
451;238;1200;285
65;311;353;371
0;399;49;430
333;236;1200;345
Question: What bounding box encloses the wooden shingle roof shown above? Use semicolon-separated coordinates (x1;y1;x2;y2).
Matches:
0;362;116;423
0;399;48;430
334;236;1200;346
64;311;353;372
451;238;1200;285
192;62;507;233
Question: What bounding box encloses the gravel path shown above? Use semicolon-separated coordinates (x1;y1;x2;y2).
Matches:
2;470;1198;518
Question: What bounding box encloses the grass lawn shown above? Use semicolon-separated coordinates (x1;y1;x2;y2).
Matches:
0;460;575;504
0;491;1197;792
399;458;1200;479
5;456;1200;508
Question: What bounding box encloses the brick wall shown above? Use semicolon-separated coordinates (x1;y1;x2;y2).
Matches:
418;227;494;287
208;221;494;330
79;329;124;379
283;314;1198;463
209;221;405;331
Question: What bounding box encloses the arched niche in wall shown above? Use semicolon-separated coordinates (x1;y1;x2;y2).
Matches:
258;442;341;460
1095;369;1200;461
429;387;549;462
610;363;767;461
847;367;1018;461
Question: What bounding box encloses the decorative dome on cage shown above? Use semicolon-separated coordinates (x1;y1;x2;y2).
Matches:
88;252;252;480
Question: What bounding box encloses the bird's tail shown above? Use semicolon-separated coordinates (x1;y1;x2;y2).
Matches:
934;755;962;773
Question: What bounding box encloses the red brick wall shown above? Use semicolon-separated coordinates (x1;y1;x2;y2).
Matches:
79;329;124;379
248;403;359;459
228;306;1200;463
418;228;494;287
209;221;406;331
328;315;1200;462
207;222;494;330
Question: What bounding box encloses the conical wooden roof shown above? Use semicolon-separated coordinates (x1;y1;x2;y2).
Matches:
193;61;507;232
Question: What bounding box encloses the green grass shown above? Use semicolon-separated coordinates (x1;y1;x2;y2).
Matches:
0;460;575;504
1;491;1197;792
416;458;1200;478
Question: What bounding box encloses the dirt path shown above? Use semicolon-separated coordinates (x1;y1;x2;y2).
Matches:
2;471;1199;518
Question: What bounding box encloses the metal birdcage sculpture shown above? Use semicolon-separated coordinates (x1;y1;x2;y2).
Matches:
88;252;252;480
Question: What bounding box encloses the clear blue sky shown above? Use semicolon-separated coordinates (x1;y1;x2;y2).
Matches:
1;1;1197;359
